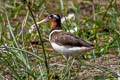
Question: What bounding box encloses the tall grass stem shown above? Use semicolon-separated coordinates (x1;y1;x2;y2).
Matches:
24;1;50;80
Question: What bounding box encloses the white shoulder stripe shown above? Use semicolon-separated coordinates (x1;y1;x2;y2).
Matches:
49;30;63;41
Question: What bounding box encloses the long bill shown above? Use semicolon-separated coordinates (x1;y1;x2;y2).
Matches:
36;18;48;25
31;18;48;28
29;18;48;33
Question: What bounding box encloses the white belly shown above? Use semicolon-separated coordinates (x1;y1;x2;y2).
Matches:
51;43;91;56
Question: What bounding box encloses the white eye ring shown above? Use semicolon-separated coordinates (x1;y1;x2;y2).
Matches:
48;15;53;18
48;14;59;19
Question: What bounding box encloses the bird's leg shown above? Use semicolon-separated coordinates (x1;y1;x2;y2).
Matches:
63;54;71;65
76;56;84;71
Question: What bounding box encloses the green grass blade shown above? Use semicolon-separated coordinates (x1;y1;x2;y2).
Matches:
0;55;22;80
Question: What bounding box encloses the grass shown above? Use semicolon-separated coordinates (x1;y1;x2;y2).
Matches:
0;0;120;80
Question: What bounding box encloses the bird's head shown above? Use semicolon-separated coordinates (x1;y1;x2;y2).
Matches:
39;14;62;30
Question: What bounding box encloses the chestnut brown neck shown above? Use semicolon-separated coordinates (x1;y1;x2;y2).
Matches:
51;21;62;30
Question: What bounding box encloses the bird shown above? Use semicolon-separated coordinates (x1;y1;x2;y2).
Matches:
31;14;95;58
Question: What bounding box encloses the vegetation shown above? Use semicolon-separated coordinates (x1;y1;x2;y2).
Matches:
0;0;120;80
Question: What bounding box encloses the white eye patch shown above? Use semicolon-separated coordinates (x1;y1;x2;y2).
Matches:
52;14;59;19
49;14;59;19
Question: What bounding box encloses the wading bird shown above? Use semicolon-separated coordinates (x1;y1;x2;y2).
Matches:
31;14;95;58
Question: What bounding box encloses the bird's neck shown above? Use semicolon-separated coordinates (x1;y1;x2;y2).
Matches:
51;21;62;31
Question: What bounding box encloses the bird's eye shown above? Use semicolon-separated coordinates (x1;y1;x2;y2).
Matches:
49;15;53;19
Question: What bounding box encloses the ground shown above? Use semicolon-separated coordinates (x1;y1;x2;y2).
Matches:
0;0;120;80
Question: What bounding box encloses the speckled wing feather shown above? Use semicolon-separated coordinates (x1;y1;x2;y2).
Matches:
50;31;94;47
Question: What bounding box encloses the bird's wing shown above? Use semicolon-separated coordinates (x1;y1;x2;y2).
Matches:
51;31;94;47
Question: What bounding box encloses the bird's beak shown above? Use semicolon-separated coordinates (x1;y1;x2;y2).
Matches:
36;18;48;25
29;17;49;33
